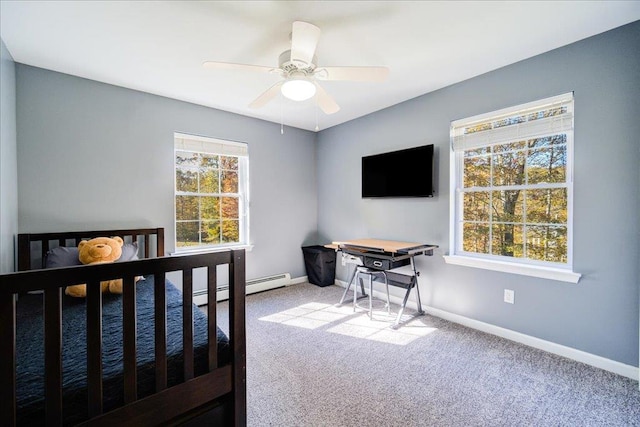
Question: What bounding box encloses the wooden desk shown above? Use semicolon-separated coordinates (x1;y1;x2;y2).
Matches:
333;238;436;255
330;239;438;328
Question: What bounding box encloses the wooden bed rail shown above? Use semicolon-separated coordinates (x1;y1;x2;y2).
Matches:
0;250;246;426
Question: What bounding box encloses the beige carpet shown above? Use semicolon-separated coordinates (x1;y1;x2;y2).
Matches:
215;283;640;427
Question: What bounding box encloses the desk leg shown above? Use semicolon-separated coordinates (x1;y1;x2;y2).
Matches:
368;274;373;320
414;280;425;315
339;267;356;305
409;255;425;315
393;277;424;328
338;265;367;306
394;287;413;327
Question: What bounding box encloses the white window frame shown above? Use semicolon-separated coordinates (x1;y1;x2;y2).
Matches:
174;132;251;254
444;93;581;283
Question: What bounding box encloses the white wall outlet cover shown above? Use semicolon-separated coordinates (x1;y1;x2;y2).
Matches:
504;289;515;304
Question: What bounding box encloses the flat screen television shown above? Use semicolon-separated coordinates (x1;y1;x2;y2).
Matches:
362;144;434;198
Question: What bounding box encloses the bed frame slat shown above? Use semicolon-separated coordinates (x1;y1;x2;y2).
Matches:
17;234;31;271
123;275;137;403
207;266;218;371
144;235;150;258
87;280;103;417
182;269;194;381
230;249;247;426
44;287;63;426
157;229;164;257
154;271;167;391
41;240;50;266
0;291;16;425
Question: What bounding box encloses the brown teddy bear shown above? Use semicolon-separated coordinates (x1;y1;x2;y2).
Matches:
65;236;125;298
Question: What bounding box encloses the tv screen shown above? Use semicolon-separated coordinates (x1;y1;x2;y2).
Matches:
362;144;434;198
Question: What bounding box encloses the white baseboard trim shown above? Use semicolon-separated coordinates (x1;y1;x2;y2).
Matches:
289;275;308;285
194;273;306;305
336;280;639;381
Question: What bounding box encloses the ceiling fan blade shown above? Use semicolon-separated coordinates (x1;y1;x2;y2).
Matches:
314;82;340;115
314;66;389;82
203;61;275;74
290;21;321;67
249;81;284;109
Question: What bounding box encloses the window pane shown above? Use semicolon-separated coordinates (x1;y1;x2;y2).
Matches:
221;220;239;243
463;191;490;222
176;221;199;247
491;224;524;258
462;223;490;254
200;168;220;194
493;151;526;186
526;189;567;224
493;141;525;153
463;155;490;188
527;144;567;184
176;151;199;168
221;170;238;193
221;196;239;219
176;196;198;221
220;155;238;171
464;147;489;156
528;134;566;149
492;190;524;223
200;154;219;169
176;169;198;193
201;196;220;220
201;221;220;244
526;225;567;263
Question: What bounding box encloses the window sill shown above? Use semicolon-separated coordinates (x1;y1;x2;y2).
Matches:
443;255;581;283
170;244;254;256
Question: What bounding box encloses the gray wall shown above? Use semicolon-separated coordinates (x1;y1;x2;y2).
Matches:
16;65;318;281
317;22;640;366
0;38;18;274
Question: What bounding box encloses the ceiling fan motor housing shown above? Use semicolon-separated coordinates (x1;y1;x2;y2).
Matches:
279;50;317;75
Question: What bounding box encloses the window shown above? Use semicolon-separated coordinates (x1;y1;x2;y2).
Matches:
174;133;249;251
446;93;580;283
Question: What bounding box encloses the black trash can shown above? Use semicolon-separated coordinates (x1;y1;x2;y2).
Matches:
302;245;336;287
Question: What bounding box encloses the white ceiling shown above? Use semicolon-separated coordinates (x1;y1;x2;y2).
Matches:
2;1;639;132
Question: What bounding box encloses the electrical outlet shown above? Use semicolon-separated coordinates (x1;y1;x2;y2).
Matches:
504;289;515;304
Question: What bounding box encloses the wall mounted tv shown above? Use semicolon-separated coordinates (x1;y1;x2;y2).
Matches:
362;144;434;198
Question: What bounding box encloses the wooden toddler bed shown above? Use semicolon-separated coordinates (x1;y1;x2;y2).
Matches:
0;227;246;426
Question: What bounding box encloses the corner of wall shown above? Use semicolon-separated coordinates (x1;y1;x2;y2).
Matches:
0;37;18;273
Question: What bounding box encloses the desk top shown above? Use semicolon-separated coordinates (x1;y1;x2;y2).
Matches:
330;238;436;254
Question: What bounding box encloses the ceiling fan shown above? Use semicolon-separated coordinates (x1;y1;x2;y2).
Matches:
202;21;389;115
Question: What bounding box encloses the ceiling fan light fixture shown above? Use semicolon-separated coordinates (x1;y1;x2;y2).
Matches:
281;78;316;101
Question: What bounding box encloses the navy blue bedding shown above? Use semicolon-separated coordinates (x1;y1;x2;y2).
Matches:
15;276;229;426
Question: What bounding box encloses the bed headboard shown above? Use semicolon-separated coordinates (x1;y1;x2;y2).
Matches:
17;227;165;271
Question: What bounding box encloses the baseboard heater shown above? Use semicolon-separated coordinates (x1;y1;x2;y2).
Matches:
193;273;291;305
